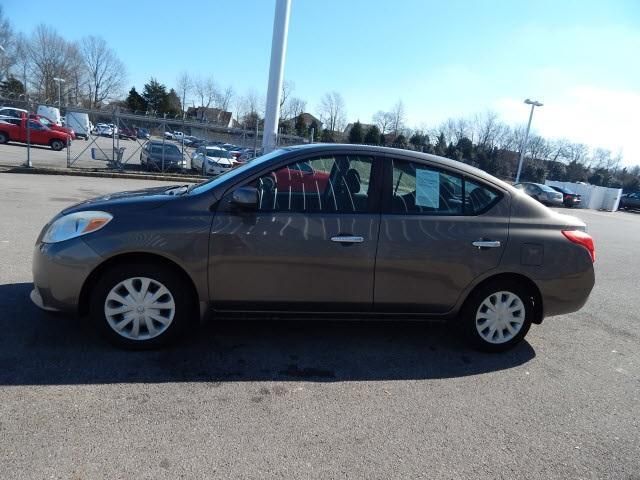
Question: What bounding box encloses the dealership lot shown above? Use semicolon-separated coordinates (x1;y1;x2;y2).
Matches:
0;135;199;171
0;173;638;479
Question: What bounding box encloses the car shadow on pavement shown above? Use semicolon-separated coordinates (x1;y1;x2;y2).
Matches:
0;283;535;385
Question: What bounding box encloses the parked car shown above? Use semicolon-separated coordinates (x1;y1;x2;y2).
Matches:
549;185;582;208
191;146;236;175
30;144;595;351
66;111;91;140
0;106;28;121
513;182;564;207
619;192;640;210
139;140;187;171
36;105;62;126
118;127;137;140
94;123;113;137
136;128;151;140
29;114;76;140
164;131;174;140
173;131;185;141
0;114;71;150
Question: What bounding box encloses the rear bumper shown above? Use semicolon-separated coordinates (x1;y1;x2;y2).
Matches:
537;264;595;318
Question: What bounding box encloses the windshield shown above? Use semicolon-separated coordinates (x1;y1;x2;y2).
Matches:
189;149;287;195
540;184;559;193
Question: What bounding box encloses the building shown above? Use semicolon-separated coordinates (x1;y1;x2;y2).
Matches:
186;107;235;128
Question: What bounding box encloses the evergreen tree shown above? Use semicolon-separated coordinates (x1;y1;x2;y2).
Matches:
165;88;182;116
395;134;408;148
125;87;147;112
364;125;381;145
142;78;169;114
435;132;447;156
320;128;335;143
348;121;364;144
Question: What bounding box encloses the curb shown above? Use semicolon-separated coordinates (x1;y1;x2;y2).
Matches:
0;165;205;183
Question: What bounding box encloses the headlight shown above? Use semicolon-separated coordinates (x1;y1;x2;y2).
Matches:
42;211;113;244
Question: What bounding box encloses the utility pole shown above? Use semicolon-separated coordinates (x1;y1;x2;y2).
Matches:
262;0;292;154
515;99;543;183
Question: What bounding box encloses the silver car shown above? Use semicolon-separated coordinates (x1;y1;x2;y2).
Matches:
31;145;595;351
514;182;564;207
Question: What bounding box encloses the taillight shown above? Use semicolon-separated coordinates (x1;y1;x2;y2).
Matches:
562;230;595;262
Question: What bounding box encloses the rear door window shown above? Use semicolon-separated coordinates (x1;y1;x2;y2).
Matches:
387;159;501;216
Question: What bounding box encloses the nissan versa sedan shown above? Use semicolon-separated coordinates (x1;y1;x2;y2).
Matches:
31;144;595;351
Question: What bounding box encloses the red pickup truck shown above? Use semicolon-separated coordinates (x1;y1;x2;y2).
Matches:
0;114;71;151
29;113;76;140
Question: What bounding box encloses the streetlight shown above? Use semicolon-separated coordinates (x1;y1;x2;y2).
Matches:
262;0;292;154
515;98;543;183
53;77;66;107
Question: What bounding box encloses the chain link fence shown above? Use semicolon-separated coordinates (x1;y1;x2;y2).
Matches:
0;96;307;176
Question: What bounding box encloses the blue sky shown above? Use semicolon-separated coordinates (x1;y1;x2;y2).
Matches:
6;0;640;164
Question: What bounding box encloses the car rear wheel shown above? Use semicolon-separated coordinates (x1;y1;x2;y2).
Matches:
50;139;65;151
90;263;192;349
0;132;8;144
461;280;533;352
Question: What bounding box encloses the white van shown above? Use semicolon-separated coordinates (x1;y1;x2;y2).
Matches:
65;111;91;140
37;105;62;126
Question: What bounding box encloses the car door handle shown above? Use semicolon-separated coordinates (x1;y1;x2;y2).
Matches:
472;240;501;249
331;235;364;244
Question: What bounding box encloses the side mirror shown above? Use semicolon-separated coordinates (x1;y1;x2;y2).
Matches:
231;186;258;209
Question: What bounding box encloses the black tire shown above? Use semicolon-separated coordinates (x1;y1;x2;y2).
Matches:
0;132;8;144
460;280;533;352
89;262;194;349
50;139;65;151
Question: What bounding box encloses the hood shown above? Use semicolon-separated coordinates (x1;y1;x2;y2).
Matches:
62;185;186;214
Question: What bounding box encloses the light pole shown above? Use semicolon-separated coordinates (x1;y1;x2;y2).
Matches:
262;0;292;154
53;77;66;107
515;98;543;183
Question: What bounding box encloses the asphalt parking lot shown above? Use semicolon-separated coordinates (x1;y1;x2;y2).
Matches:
0;173;638;479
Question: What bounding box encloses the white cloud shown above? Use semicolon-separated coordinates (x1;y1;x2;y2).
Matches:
496;86;640;166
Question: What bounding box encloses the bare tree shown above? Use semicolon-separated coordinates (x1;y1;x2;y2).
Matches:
0;6;15;81
373;110;394;134
278;80;294;115
194;75;218;109
562;142;589;165
318;91;346;132
390;100;405;136
79;35;125;108
215;85;234;112
473;111;504;149
286;97;307;121
27;25;69;100
176;72;192;116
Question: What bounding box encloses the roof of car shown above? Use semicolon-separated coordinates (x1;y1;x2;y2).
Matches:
282;143;514;191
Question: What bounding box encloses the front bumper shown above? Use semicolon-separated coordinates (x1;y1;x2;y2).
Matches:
31;238;103;314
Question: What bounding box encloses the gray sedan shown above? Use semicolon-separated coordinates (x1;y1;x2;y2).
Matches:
514;182;565;207
31;144;595;351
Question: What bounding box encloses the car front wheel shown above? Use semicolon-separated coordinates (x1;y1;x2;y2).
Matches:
90;263;192;349
461;280;533;352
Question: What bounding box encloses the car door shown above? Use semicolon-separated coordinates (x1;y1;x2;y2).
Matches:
374;155;510;314
209;152;382;312
28;120;48;144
